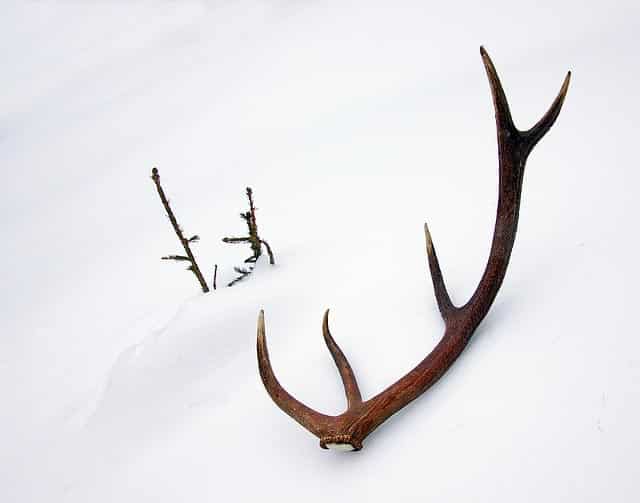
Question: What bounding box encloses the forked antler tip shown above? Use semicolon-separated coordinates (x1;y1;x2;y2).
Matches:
480;46;571;151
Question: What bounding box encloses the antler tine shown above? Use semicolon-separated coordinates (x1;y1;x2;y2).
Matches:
424;223;456;322
480;46;516;134
257;310;332;437
524;71;571;152
322;309;363;409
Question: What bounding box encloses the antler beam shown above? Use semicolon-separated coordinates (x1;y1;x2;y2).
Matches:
257;46;571;451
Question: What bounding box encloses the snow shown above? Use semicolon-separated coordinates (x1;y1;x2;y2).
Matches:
2;1;639;501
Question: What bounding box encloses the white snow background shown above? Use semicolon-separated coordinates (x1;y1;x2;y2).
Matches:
2;1;639;501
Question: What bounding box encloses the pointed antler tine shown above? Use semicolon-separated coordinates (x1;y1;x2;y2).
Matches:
480;46;516;133
524;71;571;152
424;223;456;322
321;309;363;410
257;311;331;437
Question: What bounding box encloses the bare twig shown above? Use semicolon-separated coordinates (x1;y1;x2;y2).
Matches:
222;237;251;244
151;167;209;293
223;187;276;285
227;266;252;287
260;239;275;265
244;187;262;260
213;264;218;290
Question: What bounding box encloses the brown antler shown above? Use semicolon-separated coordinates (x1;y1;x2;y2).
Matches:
257;47;571;451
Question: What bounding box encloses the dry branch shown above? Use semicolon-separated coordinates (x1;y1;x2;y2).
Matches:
151;167;209;293
223;187;275;285
227;266;252;287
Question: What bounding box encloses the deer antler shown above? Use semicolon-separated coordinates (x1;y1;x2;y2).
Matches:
257;47;571;451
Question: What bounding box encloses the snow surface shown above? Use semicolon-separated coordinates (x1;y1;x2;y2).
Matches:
2;1;640;501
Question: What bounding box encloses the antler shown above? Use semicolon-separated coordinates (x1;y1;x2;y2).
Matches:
257;47;571;451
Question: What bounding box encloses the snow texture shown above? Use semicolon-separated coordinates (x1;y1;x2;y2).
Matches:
2;1;639;501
